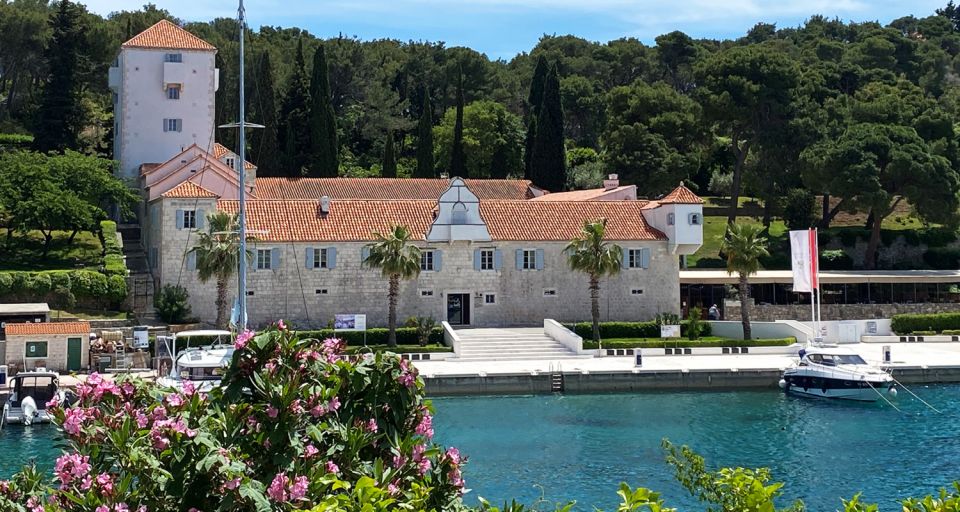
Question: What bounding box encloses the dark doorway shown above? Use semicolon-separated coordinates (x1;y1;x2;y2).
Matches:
447;293;471;325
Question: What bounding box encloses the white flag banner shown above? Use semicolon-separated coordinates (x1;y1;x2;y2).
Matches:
790;229;818;293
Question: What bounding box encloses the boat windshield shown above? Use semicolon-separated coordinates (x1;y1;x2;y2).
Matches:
179;366;224;381
808;353;867;366
13;376;57;409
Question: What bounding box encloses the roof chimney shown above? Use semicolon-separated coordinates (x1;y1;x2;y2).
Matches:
440;172;450;180
603;174;619;191
319;195;330;215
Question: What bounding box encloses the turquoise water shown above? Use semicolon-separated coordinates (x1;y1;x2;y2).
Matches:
3;387;958;511
432;387;960;511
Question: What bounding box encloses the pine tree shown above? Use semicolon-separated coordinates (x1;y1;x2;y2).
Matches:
248;51;280;176
34;0;86;153
277;39;312;177
414;89;435;178
449;67;467;178
529;63;566;192
308;44;339;178
523;55;549;179
382;130;397;178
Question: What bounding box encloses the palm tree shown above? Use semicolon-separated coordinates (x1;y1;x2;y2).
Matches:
720;223;769;340
189;211;250;329
566;218;623;346
364;225;422;347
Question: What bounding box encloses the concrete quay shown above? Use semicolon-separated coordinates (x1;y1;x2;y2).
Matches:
414;342;960;396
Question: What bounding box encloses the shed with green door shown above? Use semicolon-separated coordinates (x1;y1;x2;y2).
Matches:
3;321;90;373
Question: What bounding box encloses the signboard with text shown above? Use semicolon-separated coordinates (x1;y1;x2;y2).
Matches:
334;314;367;331
660;325;681;338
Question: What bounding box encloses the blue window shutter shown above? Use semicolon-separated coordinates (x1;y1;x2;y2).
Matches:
186;252;196;271
515;249;524;270
271;248;280;270
361;247;370;264
196;209;205;230
175;209;184;229
623;249;630;268
434;250;442;271
641;248;650;269
473;249;482;271
536;249;545;270
163;119;168;132
494;249;503;270
305;247;314;269
328;247;337;268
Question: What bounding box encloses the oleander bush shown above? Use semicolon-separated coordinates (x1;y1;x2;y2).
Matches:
891;313;960;334
569;320;712;339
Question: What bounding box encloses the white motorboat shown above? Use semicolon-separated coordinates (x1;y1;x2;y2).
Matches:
781;346;896;402
156;330;234;392
2;369;69;427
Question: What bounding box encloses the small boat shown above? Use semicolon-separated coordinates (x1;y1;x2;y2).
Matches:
780;346;897;402
157;330;234;392
2;369;69;427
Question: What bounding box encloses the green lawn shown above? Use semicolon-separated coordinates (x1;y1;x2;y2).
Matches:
687;217;789;269
0;230;103;271
583;337;796;349
51;309;130;321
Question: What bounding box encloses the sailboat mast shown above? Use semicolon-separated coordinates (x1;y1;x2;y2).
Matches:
236;0;248;331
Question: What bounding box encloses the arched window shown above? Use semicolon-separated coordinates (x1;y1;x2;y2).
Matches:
452;202;468;224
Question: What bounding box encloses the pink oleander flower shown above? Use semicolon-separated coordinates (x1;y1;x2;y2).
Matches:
54;453;91;487
267;473;289;502
165;393;184;408
290;399;304;414
95;506;109;512
415;411;434;439
445;447;461;465
289;475;308;501
135;411;149;429
224;478;241;490
304;444;319;458
392;454;407;469
418;458;432;475
325;461;339;474
121;381;136;397
365;418;378;433
388;482;400;496
411;444;425;461
114;503;130;512
181;380;196;397
235;330;255;350
267;405;279;419
27;496;45;512
328;396;341;412
137;507;148;512
46;394;60;409
62;408;89;436
96;473;114;495
277;319;287;330
310;404;327;417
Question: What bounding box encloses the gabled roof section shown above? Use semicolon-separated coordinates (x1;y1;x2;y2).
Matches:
122;20;216;51
162;181;218;199
254;178;534;200
659;183;704;204
480;201;667;241
212;143;255;170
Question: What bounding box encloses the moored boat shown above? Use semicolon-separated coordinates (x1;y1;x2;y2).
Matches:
2;369;69;427
780;346;897;402
156;330;234;392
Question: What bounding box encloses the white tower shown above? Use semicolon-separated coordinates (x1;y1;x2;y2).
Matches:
641;183;704;255
109;20;219;181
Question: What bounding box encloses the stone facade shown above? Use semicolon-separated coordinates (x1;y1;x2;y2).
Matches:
725;301;960;322
4;332;89;373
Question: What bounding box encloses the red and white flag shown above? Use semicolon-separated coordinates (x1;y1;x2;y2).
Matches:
789;229;819;293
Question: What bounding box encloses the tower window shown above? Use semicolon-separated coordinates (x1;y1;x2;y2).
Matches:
163;118;182;132
164;53;183;63
167;86;180;100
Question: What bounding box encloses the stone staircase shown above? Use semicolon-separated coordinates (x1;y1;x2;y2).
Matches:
118;224;161;325
453;327;586;361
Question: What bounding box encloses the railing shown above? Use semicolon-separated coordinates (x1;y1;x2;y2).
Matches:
441;321;462;357
544;319;583;355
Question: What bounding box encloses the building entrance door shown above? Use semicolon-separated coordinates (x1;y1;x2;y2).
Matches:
67;337;82;372
447;294;471;325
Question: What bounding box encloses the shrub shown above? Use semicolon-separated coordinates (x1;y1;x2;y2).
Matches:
891;313;960;334
100;220;123;255
298;327;444;346
919;227;957;248
923;248;960;270
781;188;816;229
154;284;192;324
569;320;711;339
708;169;733;197
820;249;853;270
50;285;76;310
911;330;937;335
942;330;960;335
0;270;126;309
686;307;704;341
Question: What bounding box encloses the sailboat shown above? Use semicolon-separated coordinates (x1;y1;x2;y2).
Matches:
159;0;255;391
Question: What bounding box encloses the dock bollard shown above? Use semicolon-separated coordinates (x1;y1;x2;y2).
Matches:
634;350;642;367
883;345;891;364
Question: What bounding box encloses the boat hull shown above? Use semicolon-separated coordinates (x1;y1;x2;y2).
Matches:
783;374;893;402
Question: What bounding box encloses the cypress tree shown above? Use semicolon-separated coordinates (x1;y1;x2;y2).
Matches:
490;113;509;179
414;89;435;178
523;55;549;179
449;67;467;178
308;44;339;178
529;63;566;192
277;39;312;177
248;51;280;176
382;130;397;178
34;0;86;153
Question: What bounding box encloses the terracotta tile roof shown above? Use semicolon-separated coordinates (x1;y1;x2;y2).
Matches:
6;321;90;336
162;181;219;199
122;20;216;51
254;178;533;200
217;199;665;242
479;201;666;241
658;183;704;204
212;143;255;170
531;186;637;202
218;199;437;242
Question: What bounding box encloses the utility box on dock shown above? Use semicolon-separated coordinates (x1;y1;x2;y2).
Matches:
883;345;891;364
634;351;642;367
0;364;6;386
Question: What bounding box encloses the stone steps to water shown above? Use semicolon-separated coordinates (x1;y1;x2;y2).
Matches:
451;328;584;361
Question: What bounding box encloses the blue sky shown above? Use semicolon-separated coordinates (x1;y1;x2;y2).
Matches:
84;0;948;59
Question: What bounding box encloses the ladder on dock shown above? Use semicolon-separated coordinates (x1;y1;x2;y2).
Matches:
549;363;564;393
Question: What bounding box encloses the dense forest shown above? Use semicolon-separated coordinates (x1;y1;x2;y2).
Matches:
5;1;960;267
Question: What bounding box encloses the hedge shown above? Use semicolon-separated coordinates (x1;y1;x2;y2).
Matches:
582;337;796;349
0;270;127;309
568;320;712;339
345;344;453;354
100;221;127;277
296;327;444;346
890;313;960;334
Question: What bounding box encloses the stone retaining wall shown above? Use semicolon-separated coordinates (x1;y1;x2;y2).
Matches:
724;302;960;322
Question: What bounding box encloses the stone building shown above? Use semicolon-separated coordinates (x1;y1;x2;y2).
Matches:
3;322;90;372
116;22;705;328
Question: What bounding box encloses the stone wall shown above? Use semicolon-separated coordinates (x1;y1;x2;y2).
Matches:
158;215;681;328
4;333;89;372
724;301;960;322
